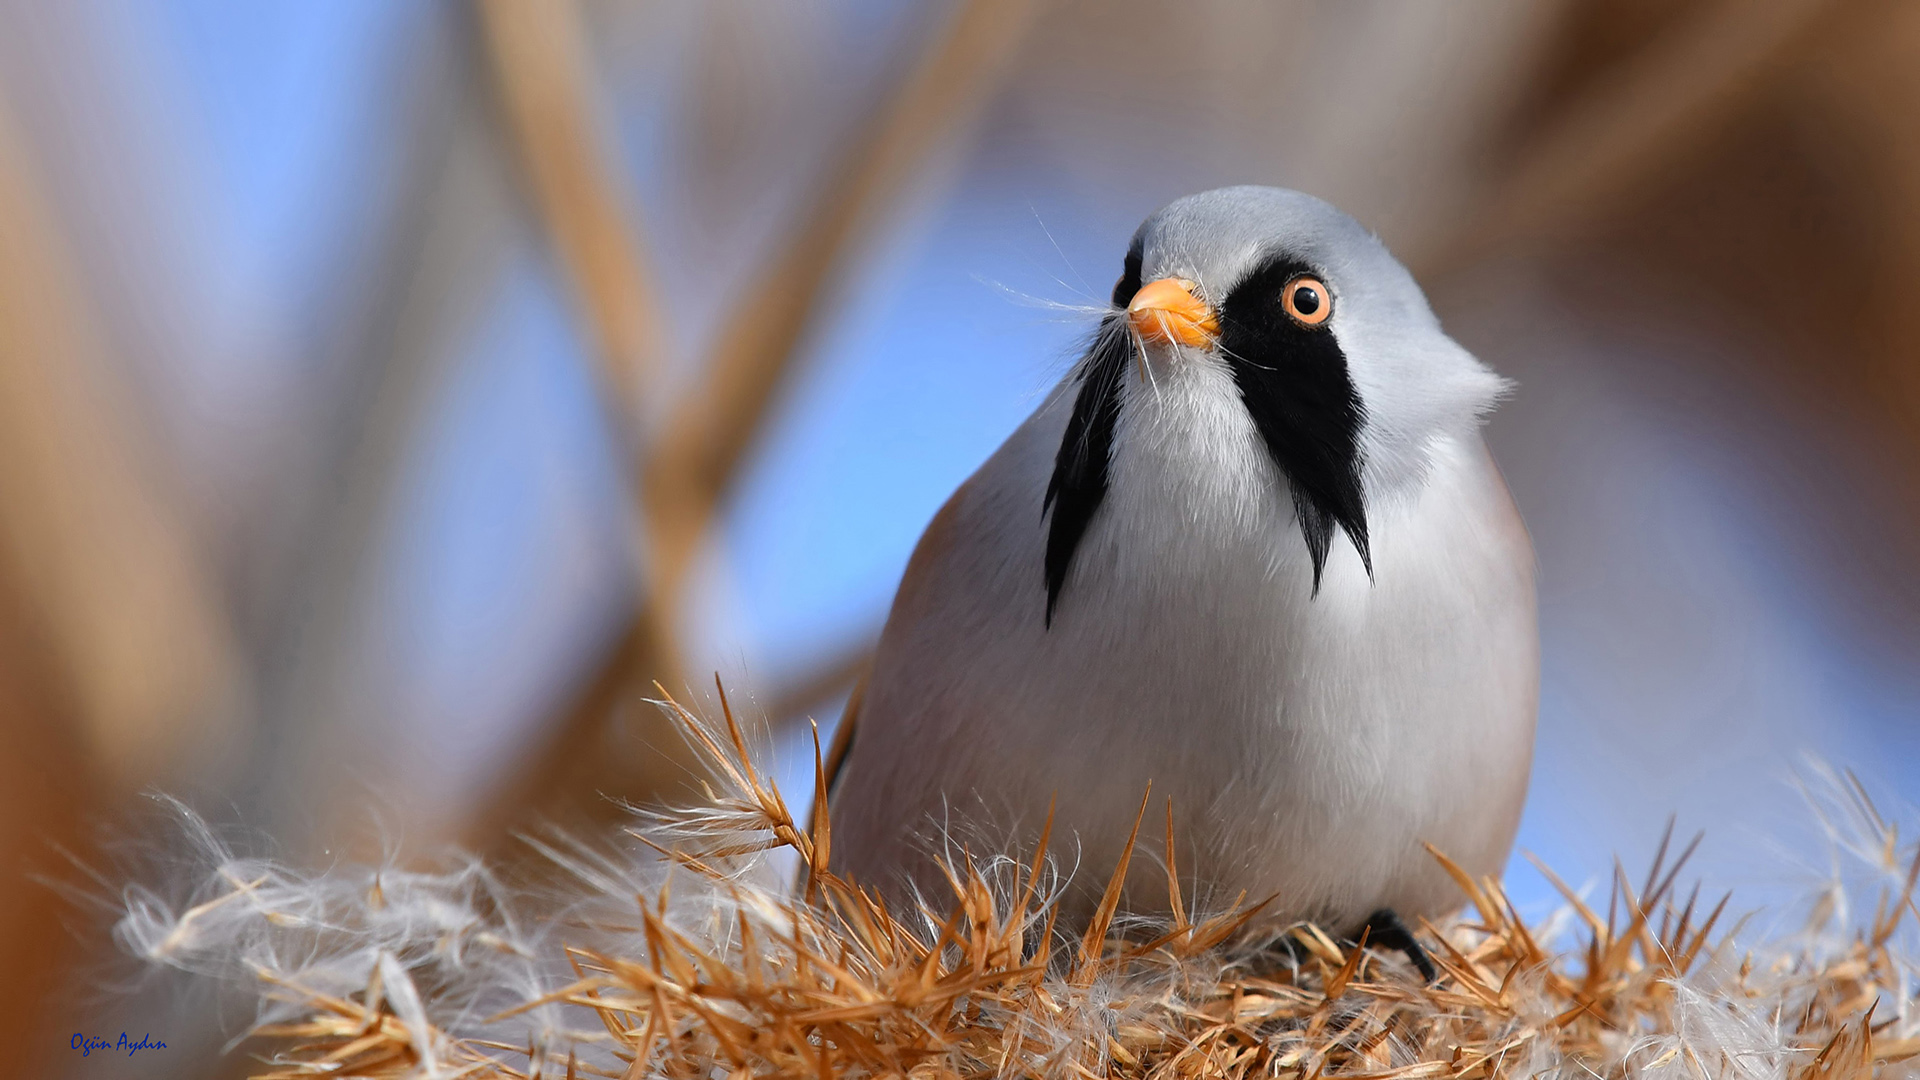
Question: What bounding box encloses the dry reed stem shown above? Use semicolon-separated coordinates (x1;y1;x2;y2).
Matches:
1420;0;1839;274
0;93;236;783
474;0;695;827
131;691;1920;1080
484;0;1035;832
478;0;663;421
641;0;1038;591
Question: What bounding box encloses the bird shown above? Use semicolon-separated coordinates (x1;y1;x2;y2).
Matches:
821;186;1537;972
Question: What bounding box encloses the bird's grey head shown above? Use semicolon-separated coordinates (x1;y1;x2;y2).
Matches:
1043;186;1506;623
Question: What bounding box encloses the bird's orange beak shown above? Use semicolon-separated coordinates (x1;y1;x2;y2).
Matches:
1127;277;1218;347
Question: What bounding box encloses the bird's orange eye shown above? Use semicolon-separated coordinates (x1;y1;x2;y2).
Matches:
1281;275;1332;326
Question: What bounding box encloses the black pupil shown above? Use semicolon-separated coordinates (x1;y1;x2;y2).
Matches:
1291;285;1321;315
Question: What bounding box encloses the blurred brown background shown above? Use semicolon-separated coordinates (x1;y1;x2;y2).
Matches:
3;1;1918;1076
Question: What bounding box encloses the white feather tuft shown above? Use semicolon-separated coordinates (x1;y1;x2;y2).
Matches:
111;694;1920;1079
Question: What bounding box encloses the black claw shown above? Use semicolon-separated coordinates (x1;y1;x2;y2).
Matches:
1358;908;1438;983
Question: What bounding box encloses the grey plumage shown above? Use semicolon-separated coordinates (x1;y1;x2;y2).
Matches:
825;187;1538;937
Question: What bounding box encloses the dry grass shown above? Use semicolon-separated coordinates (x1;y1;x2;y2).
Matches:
122;685;1920;1080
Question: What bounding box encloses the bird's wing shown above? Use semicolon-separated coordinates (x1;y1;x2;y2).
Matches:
823;478;974;810
817;478;971;809
821;666;869;802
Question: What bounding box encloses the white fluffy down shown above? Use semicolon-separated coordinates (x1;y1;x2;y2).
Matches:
109;693;1920;1080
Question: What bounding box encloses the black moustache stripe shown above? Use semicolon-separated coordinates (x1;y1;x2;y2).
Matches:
1042;253;1370;626
1042;315;1129;626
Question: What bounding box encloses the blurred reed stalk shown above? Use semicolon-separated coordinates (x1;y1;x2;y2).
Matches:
0;85;237;1078
1419;0;1838;272
471;0;1040;841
